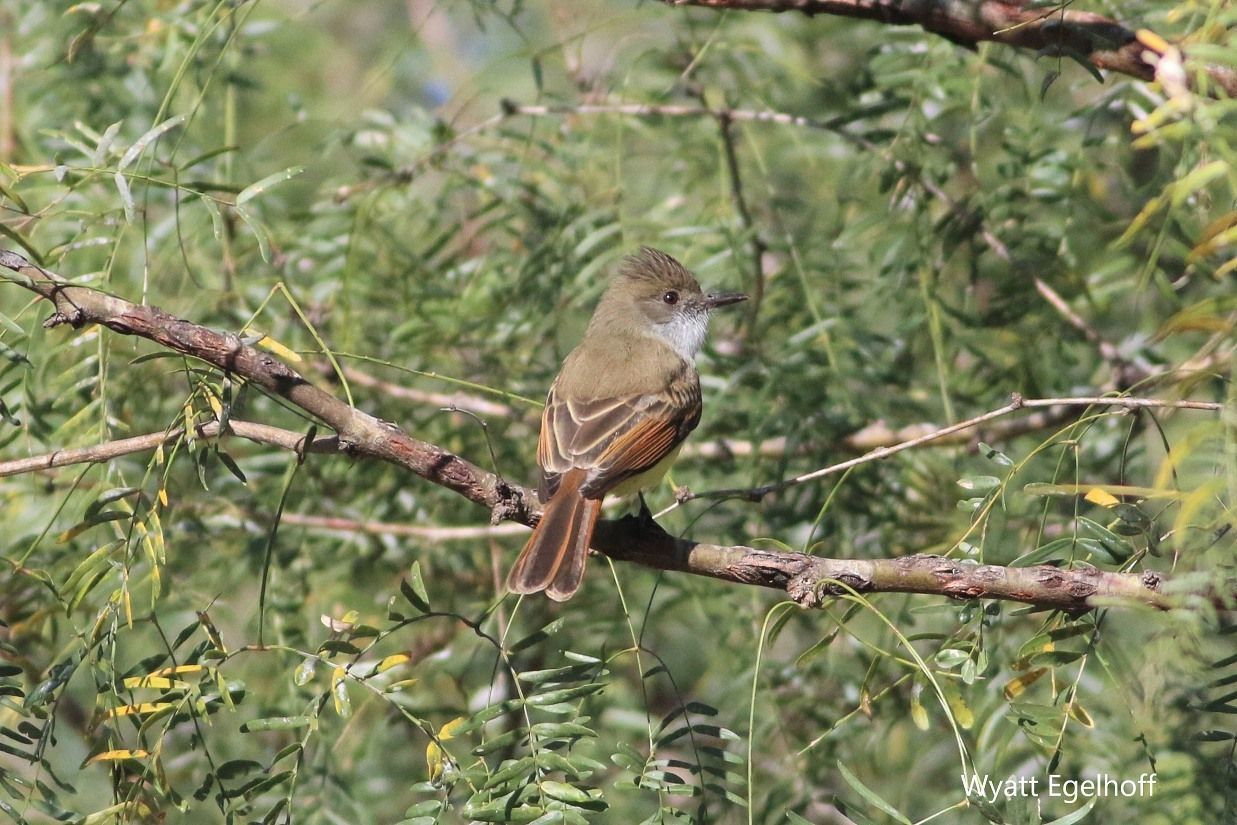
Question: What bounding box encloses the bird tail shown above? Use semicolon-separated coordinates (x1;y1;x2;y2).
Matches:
506;470;601;602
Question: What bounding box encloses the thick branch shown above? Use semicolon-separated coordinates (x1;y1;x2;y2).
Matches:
1;250;1223;612
0;250;529;524
665;0;1237;97
595;518;1176;611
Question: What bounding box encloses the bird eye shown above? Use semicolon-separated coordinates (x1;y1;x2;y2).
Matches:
662;291;679;305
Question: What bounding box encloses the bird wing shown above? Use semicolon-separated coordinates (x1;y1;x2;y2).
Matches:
538;368;701;500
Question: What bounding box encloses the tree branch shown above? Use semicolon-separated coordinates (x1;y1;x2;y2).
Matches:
2;249;1225;612
663;0;1237;97
274;512;530;542
671;393;1222;506
323;362;521;420
0;419;338;478
0;249;529;523
595;518;1179;611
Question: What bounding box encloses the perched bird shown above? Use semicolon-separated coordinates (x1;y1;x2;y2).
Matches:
507;248;746;601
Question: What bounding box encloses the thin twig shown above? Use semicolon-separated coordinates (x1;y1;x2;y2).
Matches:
1031;276;1153;388
715;110;768;335
504;101;856;135
910;170;1150;389
331;364;520;420
335;100;867;201
669;393;1223;507
0;419;338;478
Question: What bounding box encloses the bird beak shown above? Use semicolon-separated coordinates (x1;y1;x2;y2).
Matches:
703;292;748;310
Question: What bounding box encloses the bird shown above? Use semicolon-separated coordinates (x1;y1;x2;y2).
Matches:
506;247;746;601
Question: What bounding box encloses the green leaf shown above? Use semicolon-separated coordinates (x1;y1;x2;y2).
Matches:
403;561;431;612
836;761;911;824
530;722;596;740
240;716;315;733
84;487;141;519
215;759;263;779
539;780;593;805
524;683;604;706
957;475;1000;493
509;619;564;652
1044;796;1097;825
236;166;304;206
215;450;247;484
114;171;134;222
118;115;186;170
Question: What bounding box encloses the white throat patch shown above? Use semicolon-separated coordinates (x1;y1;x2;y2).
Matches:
655;310;710;361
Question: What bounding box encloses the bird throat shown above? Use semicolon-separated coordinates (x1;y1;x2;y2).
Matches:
652;310;709;361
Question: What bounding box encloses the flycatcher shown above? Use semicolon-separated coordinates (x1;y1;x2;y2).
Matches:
507;247;746;601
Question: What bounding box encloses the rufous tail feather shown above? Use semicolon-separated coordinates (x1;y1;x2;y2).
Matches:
506;470;601;602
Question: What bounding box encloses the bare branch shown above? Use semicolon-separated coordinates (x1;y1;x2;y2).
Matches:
707;98;769;335
276;512;529;541
0;420;338;478
595;517;1179;611
662;0;1237;97
673;393;1223;505
3;249;1225;612
329;363;523;420
505;101;856;134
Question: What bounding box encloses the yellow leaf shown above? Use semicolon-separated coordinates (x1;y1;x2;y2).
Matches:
909;680;929;731
331;667;351;718
1187;210;1237;248
440;717;467;740
89;610;109;644
86;749;149;764
1084;487;1119;508
207;393;223;417
121;676;189;690
377;653;411;673
1116;193;1167;246
149;664;205;677
426;739;445;783
80;801;156;825
943;686;973;730
258;335;303;363
1188;225;1237;263
1067;701;1095;728
426;716;467;783
1003;668;1047;700
1169;160;1227;209
158;487;168;507
105;702;173;718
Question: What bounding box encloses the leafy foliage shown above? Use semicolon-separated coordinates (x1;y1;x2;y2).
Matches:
1;1;1234;823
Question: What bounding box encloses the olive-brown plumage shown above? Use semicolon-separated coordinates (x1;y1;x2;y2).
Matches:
506;248;745;601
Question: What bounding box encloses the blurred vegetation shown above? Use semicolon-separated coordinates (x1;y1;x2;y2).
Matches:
1;1;1235;823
